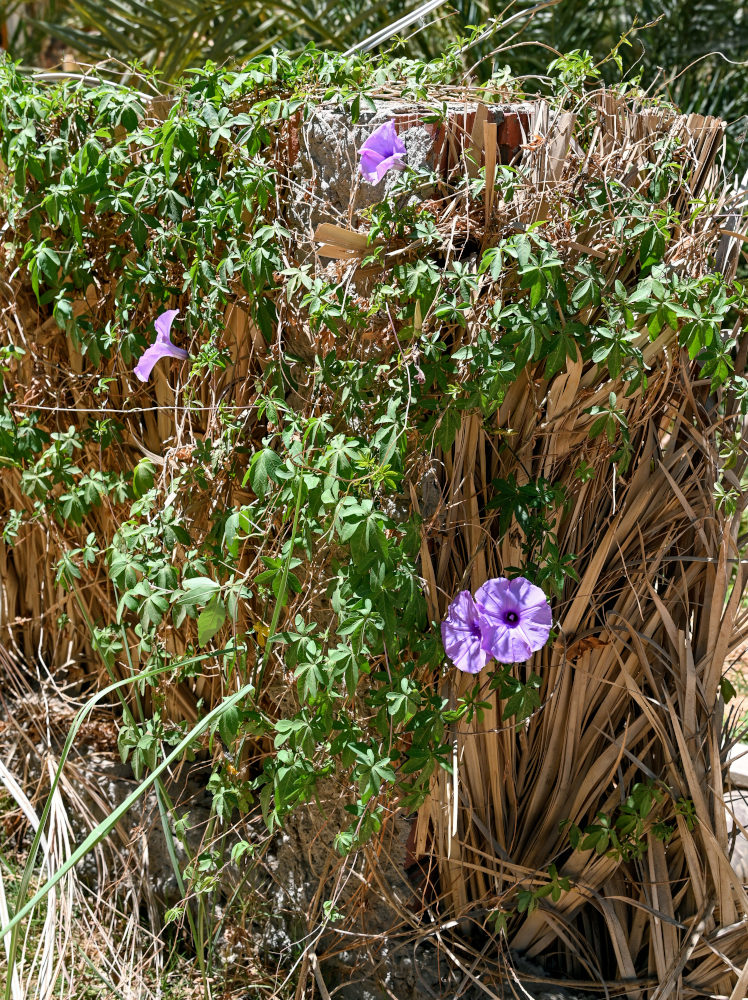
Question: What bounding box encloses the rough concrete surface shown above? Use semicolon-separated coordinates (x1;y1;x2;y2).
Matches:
286;103;437;238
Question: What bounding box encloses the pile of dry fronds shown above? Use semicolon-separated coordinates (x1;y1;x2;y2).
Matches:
305;94;748;996
1;65;748;999
410;107;748;997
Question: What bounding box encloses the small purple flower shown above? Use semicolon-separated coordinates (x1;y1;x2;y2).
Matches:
441;591;489;674
475;577;552;664
133;309;188;382
359;120;407;184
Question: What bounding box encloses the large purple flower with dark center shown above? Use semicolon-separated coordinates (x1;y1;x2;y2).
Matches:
441;591;489;674
359;120;407;184
134;309;188;382
475;577;552;664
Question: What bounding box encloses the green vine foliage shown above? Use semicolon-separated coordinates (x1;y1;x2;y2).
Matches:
0;46;743;869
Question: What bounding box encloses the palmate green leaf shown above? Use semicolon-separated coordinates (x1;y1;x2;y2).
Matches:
197;597;226;645
140;590;169;627
245;447;284;500
132;457;156;498
174;575;221;607
217;703;240;745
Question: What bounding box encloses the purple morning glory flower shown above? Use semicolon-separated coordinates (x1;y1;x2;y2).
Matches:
475;577;552;664
359;120;407;184
441;591;490;674
133;309;188;382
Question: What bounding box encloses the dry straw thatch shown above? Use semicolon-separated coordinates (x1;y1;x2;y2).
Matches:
2;77;748;998
406;101;748;996
296;93;748;997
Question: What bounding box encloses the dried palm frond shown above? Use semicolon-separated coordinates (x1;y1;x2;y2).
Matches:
2;77;747;999
397;97;748;998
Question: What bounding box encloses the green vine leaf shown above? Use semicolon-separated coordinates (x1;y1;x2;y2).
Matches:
246;447;284;499
198;597;226;645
